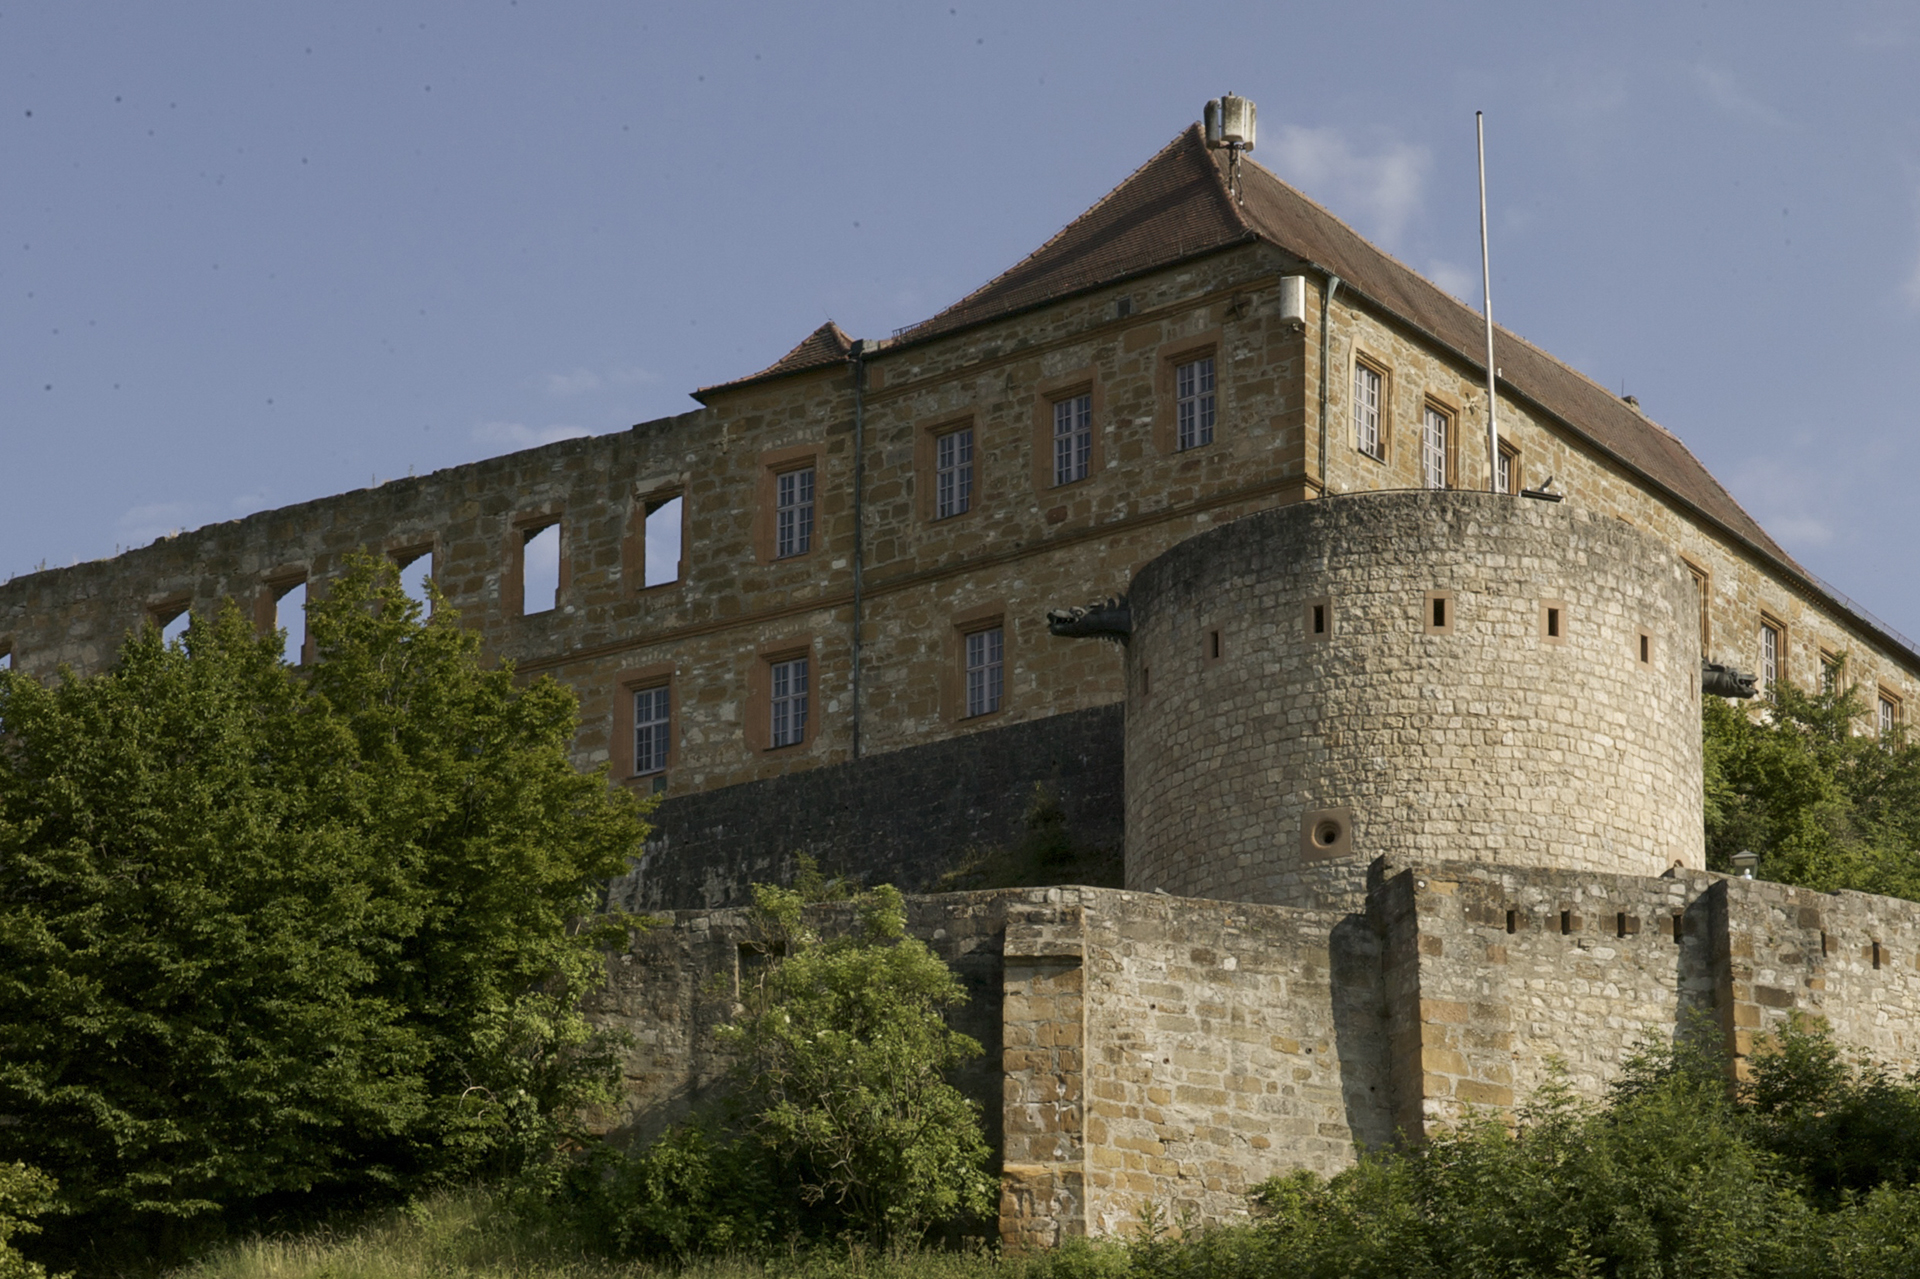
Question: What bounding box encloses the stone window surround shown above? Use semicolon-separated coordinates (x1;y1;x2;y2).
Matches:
1682;558;1712;658
1351;350;1390;463
1423;589;1455;635
1305;596;1333;641
1422;394;1460;489
752;443;821;564
944;600;1009;724
1030;367;1104;495
1540;599;1567;646
612;661;677;782
747;636;817;753
627;482;689;593
506;505;569;620
1153;327;1224;455
1759;612;1788;691
1880;687;1903;736
915;413;980;524
1497;441;1520;495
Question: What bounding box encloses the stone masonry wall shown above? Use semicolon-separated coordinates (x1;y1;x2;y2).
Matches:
1127;491;1704;909
609;702;1123;912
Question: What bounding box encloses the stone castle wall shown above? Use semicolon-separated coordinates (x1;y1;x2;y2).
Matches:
590;868;1920;1248
1125;492;1704;908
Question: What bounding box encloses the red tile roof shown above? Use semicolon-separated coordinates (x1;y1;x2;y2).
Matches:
898;124;1798;573
694;321;852;402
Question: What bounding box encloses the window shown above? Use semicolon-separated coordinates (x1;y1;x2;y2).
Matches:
775;468;814;558
1052;393;1092;485
633;685;671;775
1685;562;1711;657
1496;443;1519;495
1421;405;1449;489
1353;362;1384;460
936;427;973;519
964;627;1003;717
152;600;191;646
273;580;308;664
0;645;11;672
1882;693;1902;738
644;494;684;586
770;656;809;747
394;547;434;613
521;521;561;615
1820;652;1840;695
1175;356;1216;450
1759;618;1782;691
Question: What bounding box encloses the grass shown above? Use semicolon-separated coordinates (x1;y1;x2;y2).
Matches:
164;1189;1029;1279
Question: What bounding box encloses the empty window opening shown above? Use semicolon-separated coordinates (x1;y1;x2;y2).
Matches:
935;428;973;519
964;627;1004;718
1314;604;1327;634
1672;913;1684;943
633;685;670;776
1052;393;1092;485
1560;910;1572;936
1421;405;1449;489
1425;591;1454;636
644;495;684;586
1116;295;1132;319
1140;665;1150;697
1432;597;1447;628
521;522;561;615
274;581;308;664
1176;356;1216;450
396;551;433;614
770;656;809;748
0;646;11;672
1547;607;1561;639
1353;362;1384;460
1210;629;1222;660
1821;930;1830;957
1505;909;1517;935
1873;941;1884;971
775;468;814;558
158;605;191;647
1616;912;1629;938
1639;632;1651;665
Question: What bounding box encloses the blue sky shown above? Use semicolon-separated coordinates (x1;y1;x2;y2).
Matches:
4;1;1917;643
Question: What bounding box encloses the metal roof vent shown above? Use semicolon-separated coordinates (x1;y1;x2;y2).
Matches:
1204;93;1256;200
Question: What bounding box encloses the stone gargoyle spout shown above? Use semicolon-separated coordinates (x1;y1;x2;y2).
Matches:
1047;596;1131;642
1702;660;1759;699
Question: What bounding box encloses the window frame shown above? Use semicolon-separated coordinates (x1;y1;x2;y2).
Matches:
1420;400;1453;489
753;444;822;564
613;662;678;782
1174;353;1217;452
1682;559;1711;658
1759;615;1785;692
962;624;1005;719
1051;392;1093;487
1496;442;1520;495
1153;330;1223;455
768;653;810;748
944;603;1009;723
774;468;816;559
1880;689;1903;738
1030;368;1103;496
935;424;975;520
1352;355;1389;463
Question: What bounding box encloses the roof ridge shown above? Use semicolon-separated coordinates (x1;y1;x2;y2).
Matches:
895;124;1243;342
693;320;853;401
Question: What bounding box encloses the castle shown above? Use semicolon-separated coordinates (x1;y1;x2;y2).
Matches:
4;103;1920;1246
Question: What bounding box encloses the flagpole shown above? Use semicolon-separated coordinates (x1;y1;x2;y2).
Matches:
1478;111;1499;493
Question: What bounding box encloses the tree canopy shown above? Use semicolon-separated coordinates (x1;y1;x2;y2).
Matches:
1704;663;1920;899
0;555;648;1263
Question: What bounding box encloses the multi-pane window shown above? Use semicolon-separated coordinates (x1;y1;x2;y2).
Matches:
936;427;973;519
1882;694;1901;738
1820;654;1840;695
1052;393;1092;486
1421;405;1449;489
633;686;670;775
1760;620;1781;691
1497;444;1518;495
965;627;1004;718
1687;565;1710;657
1353;362;1383;460
775;467;814;558
770;656;809;747
1176;356;1216;450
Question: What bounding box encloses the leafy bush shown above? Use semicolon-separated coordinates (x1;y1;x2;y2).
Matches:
0;555;649;1265
574;881;995;1256
1704;662;1920;898
0;1164;61;1279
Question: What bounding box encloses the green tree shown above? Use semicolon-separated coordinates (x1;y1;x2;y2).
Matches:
720;881;997;1247
1704;661;1920;899
0;554;647;1263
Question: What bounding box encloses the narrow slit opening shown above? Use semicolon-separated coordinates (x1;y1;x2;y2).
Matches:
1616;911;1628;938
1640;634;1651;664
1433;598;1447;628
1560;910;1572;936
1505;909;1517;935
1313;604;1326;634
1672;913;1684;943
1210;630;1221;660
1547;607;1560;638
1873;941;1884;971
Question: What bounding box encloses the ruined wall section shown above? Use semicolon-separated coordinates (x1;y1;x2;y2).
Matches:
1127;492;1704;909
1309;279;1920;729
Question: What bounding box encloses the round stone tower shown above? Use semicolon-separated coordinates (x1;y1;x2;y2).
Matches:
1124;490;1704;907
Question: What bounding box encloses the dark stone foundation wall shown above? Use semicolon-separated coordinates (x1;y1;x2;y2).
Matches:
607;703;1125;912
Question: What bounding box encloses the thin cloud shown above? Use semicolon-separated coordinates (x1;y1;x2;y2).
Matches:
1427;259;1478;304
1692;64;1787;127
1730;459;1837;550
544;364;659;397
472;421;592;450
118;501;201;548
1266;125;1431;249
